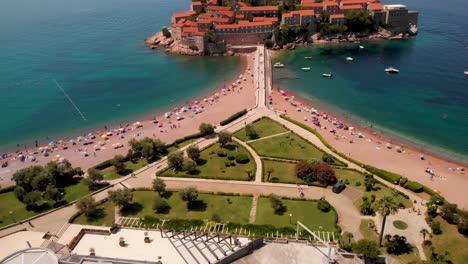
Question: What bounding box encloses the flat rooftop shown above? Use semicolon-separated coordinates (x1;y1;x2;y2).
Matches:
0;231;47;260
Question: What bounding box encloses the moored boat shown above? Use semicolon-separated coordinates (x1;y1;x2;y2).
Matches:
273;62;285;68
359;45;364;49
346;57;353;61
322;72;332;77
304;56;313;59
385;67;400;74
464;70;468;75
301;67;311;71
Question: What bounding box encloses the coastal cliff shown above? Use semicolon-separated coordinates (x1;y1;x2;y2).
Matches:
145;31;204;56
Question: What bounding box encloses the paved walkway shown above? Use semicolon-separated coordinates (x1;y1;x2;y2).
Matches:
249;196;259;224
0;45;429;260
233;137;263;182
246;131;291;143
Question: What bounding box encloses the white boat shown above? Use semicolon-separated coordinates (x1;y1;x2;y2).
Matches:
359;45;364;49
304;56;313;59
273;62;285;68
322;73;332;78
385;67;400;74
346;57;353;61
464;70;468;75
301;67;311;71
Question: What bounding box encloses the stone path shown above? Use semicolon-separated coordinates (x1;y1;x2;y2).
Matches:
233;137;263;182
245;131;291;143
249;196;259;224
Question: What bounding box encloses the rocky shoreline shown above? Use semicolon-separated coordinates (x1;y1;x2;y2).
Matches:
144;31;204;56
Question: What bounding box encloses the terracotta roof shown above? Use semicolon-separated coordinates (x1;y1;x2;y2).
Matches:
198;13;213;19
218;10;235;17
330;13;345;18
235;14;245;19
172;10;196;18
239;6;278;11
207;0;218;5
301;2;323;8
216;24;240;29
191;1;202;6
175;18;187;27
368;2;384;10
182;27;204;36
238;1;248;7
238;20;275;26
324;1;339;6
342;0;369;4
206;6;232;11
212;17;230;23
340;4;363;9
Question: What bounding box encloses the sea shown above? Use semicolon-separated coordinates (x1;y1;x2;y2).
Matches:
0;0;241;151
1;0;467;163
273;0;468;163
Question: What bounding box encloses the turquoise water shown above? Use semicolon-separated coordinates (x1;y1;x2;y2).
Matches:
273;0;468;163
0;0;240;150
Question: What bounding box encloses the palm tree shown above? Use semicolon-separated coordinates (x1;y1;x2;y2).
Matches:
374;196;399;247
420;228;429;242
266;167;274;181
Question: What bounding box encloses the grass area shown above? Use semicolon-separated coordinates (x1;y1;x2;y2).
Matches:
159;142;256;181
101;158;148;180
73;201;115;226
63;179;93;202
360;219;379;242
233;117;289;142
262;159;303;184
255;197;339;232
335;168;412;208
393;220;408;230
423;217;468;264
249;133;324;160
0;191;44;228
167;139;198;153
121;191;252;224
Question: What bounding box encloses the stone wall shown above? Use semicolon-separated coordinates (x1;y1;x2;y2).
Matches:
217;32;269;45
204;42;227;55
180;36;205;52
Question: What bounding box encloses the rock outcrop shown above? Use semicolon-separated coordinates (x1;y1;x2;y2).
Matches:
145;31;203;56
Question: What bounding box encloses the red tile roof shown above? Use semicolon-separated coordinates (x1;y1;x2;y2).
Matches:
172;10;196;18
324;1;339;6
198;13;213;19
301;2;324;8
191;1;202;6
238;1;248;7
340;4;363;9
216;24;240;29
238;20;275;26
239;6;278;11
283;10;315;18
368;2;384;10
218;10;235;17
235;14;245;19
342;0;369;4
330;13;345;18
206;6;232;11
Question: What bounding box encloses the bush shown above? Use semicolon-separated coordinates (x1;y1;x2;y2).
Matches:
217;150;227;157
168;151;184;170
162;27;171;38
404;181;424;193
344;179;350;185
264;39;274;48
317;200;331;212
218;131;232;146
0;185;15;194
199;123;215;136
322;153;335;164
355;181;362;186
93;159;113;170
384;235;411;255
360;198;374;215
224;161;230;167
228;155;235;160
399;177;408;186
352;239;381;259
182;159;197;173
211;213;222;223
269;194;285;214
431;221;442;235
173;132;204;145
245;124;258;139
189;45;199;51
186;145;200;162
220;109;247;126
235;154;250;164
364;165;401;184
153;196;170;213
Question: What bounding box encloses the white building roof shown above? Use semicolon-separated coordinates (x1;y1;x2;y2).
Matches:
0;248;58;264
384;4;407;10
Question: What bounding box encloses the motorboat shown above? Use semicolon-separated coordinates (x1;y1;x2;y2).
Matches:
301;67;311;71
385;67;400;74
322;72;332;78
273;62;285;68
359;45;364;49
464;70;468;75
346;57;353;61
304;56;313;59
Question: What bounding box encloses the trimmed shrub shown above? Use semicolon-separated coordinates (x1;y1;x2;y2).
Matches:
217;151;227;157
364;165;401;184
399;177;408;186
235;154;250;164
228;155;235;160
431;221;442;235
404;181;424;193
189;45;199;51
0;185;15;194
317;200;331;212
220;109;248;126
153;196;170;213
93;159;113;170
224;161;230;167
162;27;171;38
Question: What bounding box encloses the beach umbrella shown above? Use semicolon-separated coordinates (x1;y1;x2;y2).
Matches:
69;139;75;143
48;141;55;146
101;134;107;139
58;140;63;144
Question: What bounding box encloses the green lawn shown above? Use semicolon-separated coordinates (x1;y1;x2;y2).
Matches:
423;217;468;264
359;219;379;242
335;168;412;208
101;158;148;180
249;133;324;160
234;117;289;142
0;191;46;227
121;191;252;224
393;220;408;230
63;180;93;202
159;142;256;181
262;159;303;184
73;201;115;226
255;197;339;232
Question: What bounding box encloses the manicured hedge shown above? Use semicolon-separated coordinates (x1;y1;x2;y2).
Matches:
404;180;424;193
363;165;402;184
93;160;113;170
220;109;248;126
174;132;204;144
0;185;15;194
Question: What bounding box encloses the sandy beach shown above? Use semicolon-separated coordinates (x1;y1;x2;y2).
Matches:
269;87;468;209
0;54;257;187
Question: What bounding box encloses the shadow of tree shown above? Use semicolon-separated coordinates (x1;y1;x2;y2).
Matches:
120;202;143;216
188;200;207;211
274;205;288;216
86;208;106;223
161;192;173;199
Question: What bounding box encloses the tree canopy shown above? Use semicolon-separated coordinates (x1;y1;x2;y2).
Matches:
345;10;375;34
108;189;133;208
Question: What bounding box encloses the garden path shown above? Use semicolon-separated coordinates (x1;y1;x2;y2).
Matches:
245;131;291;143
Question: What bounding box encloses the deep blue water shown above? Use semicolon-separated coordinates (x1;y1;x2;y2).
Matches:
0;0;241;150
273;0;468;163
